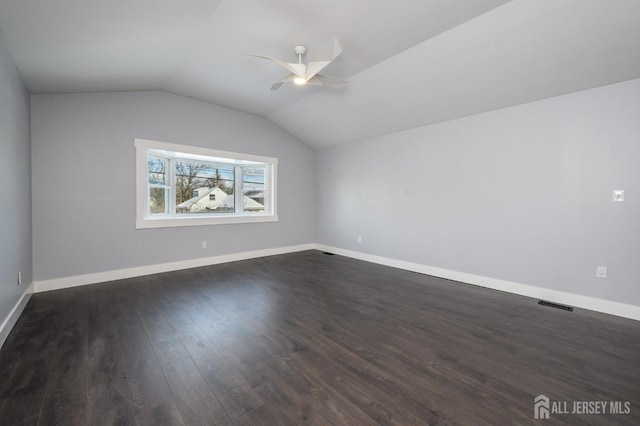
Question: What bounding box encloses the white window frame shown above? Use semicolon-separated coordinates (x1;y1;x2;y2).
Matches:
135;138;278;229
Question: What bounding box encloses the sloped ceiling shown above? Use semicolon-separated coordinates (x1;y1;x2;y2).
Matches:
1;0;639;148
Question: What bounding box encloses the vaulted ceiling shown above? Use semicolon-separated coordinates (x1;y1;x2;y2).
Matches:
1;0;639;148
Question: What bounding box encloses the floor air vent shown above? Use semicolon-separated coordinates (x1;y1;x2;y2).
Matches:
538;300;574;312
322;252;335;256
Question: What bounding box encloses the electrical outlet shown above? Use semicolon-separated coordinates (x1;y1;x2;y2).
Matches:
202;241;207;249
596;266;607;278
613;190;624;202
357;236;362;244
18;271;22;286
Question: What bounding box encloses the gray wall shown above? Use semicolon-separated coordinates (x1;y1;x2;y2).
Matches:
31;91;315;281
317;79;640;306
24;78;640;308
0;42;31;319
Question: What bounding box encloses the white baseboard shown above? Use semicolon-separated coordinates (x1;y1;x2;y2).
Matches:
30;242;640;322
0;282;34;348
316;244;640;322
34;243;315;293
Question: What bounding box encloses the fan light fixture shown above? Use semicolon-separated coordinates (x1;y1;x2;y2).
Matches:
245;37;348;91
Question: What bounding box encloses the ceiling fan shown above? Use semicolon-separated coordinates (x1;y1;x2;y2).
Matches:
246;36;347;91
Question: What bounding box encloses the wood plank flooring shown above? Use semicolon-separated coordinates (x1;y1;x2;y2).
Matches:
1;250;638;425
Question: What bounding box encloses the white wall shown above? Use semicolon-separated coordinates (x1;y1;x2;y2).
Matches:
0;41;32;338
31;91;315;282
317;79;640;307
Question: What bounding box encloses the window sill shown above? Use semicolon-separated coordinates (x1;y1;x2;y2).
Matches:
136;214;278;229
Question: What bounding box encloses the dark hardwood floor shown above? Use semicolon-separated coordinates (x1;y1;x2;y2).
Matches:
1;250;638;425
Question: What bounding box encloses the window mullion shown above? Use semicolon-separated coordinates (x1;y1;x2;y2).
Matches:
235;166;243;214
169;157;176;217
265;165;272;215
144;150;151;217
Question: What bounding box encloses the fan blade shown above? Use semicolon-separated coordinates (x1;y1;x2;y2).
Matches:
271;74;296;91
273;60;306;78
306;36;343;80
244;53;307;79
306;74;348;89
243;53;272;61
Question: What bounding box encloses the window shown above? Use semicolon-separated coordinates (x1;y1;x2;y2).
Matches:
135;138;277;228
